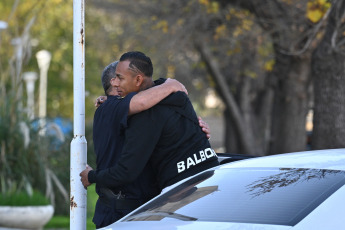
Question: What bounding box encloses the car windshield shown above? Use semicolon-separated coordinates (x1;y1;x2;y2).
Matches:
122;167;345;226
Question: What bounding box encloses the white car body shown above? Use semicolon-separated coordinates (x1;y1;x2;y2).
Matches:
101;149;345;230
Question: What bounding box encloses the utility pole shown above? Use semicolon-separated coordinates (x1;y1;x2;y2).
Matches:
70;0;87;229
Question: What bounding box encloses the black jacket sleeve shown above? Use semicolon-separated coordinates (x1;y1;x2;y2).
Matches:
89;108;165;188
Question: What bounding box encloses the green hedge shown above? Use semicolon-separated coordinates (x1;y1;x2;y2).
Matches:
0;191;50;206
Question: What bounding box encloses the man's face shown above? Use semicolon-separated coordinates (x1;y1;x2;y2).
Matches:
114;60;140;97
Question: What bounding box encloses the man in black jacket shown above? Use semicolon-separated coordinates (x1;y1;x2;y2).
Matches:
89;61;190;228
81;51;218;199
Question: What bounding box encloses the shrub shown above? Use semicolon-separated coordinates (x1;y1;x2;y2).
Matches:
0;80;71;215
0;190;50;206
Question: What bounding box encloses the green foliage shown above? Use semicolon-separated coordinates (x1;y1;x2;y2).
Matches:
0;88;70;213
0;190;50;206
307;0;331;23
0;1;72;215
0;0;122;122
0;93;35;195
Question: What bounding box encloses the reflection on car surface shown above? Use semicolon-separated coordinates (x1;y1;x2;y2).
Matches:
101;149;345;230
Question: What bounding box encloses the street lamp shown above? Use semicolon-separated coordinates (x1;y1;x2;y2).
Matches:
0;21;7;40
36;50;51;135
23;72;38;120
0;20;8;75
0;21;7;30
11;37;23;87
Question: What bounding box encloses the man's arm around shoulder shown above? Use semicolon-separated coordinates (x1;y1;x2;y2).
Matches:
129;78;188;115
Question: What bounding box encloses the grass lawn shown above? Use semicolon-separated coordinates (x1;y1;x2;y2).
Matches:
44;184;98;229
44;215;95;229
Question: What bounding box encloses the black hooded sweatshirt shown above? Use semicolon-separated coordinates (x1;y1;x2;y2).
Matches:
89;78;219;191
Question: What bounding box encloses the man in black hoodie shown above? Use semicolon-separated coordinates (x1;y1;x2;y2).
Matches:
81;51;218;211
88;61;190;228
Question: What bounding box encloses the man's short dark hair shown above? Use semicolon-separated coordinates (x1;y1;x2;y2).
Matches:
119;51;153;77
101;61;118;96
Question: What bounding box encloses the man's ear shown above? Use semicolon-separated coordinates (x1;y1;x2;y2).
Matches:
111;77;119;87
135;74;144;87
110;77;115;86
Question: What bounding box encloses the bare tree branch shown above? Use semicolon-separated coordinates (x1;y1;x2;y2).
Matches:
195;39;256;155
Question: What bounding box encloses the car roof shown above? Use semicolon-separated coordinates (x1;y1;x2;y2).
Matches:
220;148;345;171
105;149;345;230
161;148;345;194
107;221;292;230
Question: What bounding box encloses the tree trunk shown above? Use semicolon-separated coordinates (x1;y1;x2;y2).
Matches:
216;0;315;154
253;83;274;154
312;0;345;150
224;108;239;153
269;50;311;154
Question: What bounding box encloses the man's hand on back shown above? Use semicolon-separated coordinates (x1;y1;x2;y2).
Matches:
165;78;188;95
80;164;94;189
95;96;107;107
198;116;211;139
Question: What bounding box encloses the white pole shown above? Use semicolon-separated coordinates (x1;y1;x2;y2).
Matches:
36;50;51;135
11;37;24;109
70;0;87;229
22;72;38;120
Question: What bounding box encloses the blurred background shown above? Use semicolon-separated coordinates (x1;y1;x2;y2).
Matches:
0;0;344;228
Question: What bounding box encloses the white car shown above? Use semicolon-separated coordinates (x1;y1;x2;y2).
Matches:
101;149;345;230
